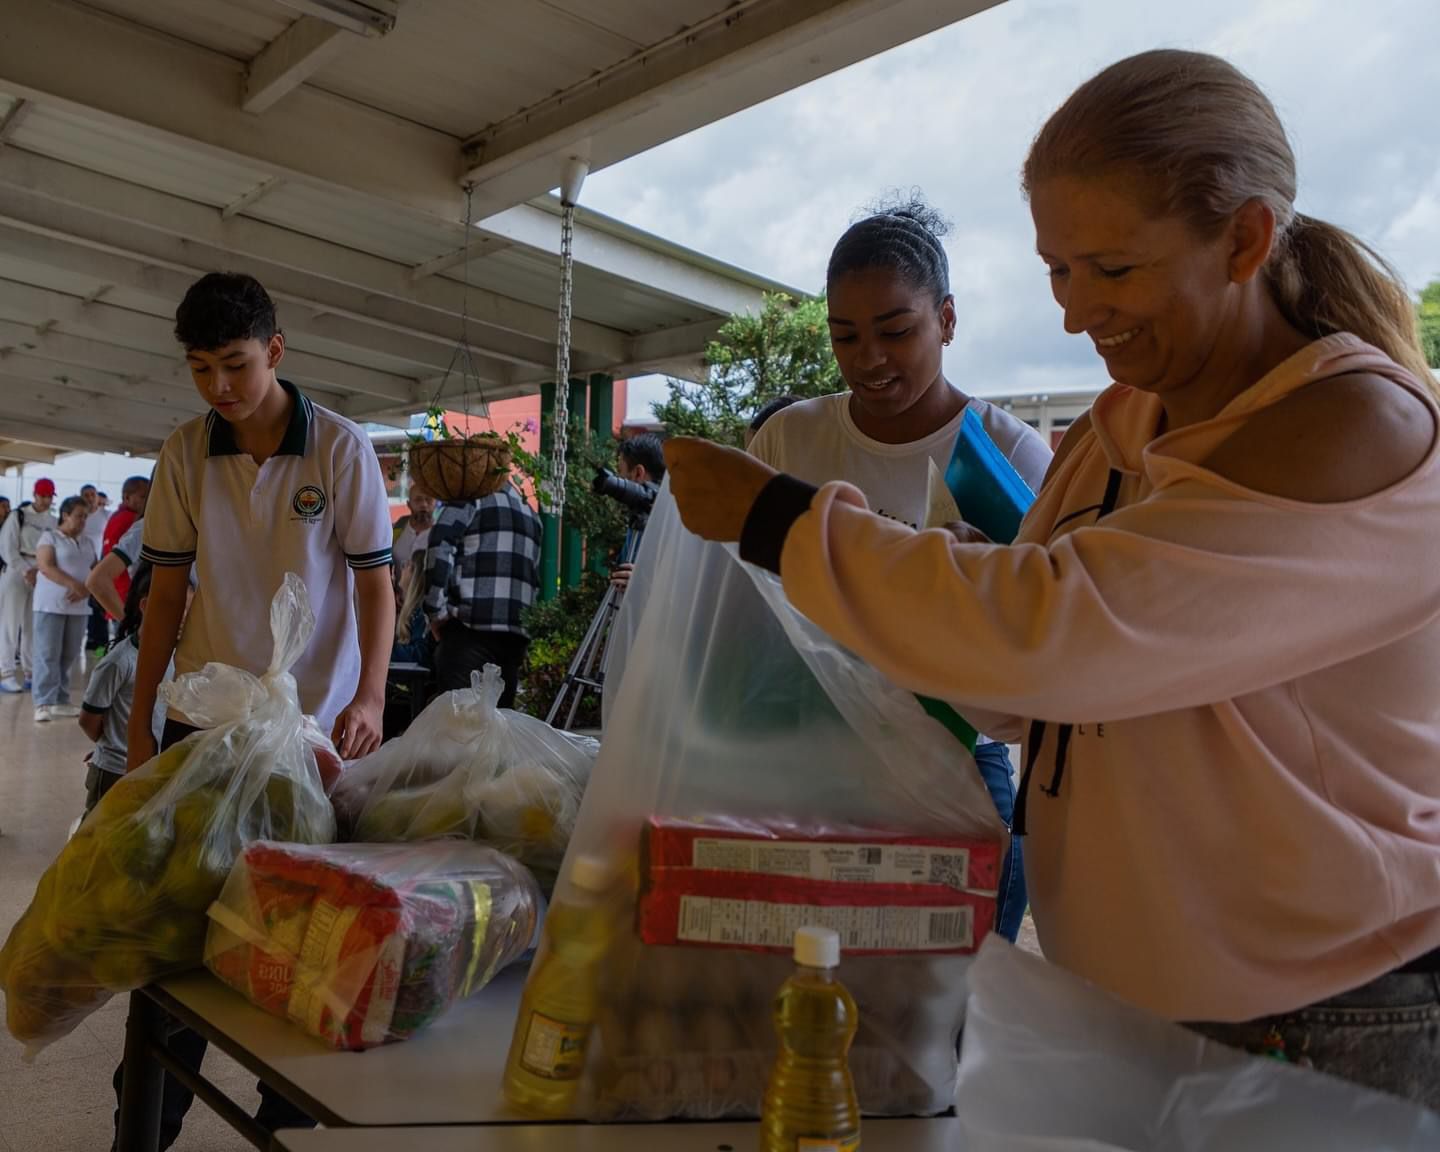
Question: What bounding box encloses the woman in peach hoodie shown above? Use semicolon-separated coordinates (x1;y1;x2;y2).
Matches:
666;50;1440;1107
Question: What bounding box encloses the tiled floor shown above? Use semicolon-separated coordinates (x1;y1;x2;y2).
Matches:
0;672;255;1151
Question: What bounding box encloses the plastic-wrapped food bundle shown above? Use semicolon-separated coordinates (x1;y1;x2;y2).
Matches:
506;495;1006;1121
206;841;541;1049
0;575;338;1054
333;666;597;890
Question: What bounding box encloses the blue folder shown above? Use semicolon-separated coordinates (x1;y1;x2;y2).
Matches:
943;407;1036;545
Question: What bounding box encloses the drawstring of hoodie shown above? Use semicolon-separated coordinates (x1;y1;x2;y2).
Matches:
1013;468;1125;836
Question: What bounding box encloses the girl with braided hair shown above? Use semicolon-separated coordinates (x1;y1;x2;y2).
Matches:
749;194;1052;941
670;50;1440;1104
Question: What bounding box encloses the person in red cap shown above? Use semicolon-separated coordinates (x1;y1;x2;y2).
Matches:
0;477;58;692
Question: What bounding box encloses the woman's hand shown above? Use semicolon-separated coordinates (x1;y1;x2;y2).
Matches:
663;438;778;543
943;520;993;546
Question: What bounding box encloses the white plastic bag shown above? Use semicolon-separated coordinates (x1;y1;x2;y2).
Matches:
532;491;1005;1121
957;938;1440;1150
334;666;597;889
1;574;337;1053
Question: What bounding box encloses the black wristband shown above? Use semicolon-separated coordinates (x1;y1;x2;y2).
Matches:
739;473;818;574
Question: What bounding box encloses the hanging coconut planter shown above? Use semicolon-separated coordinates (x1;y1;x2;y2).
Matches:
408;431;513;501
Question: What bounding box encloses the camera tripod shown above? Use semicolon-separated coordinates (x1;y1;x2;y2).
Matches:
546;526;642;731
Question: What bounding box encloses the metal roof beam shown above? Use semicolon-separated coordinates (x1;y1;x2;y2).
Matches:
0;219;515;384
0;320;345;414
0;414;156;456
479;203;766;319
0;0;465;220
461;0;1001;202
0;374;184;440
0;278;422;407
243;18;350;115
0;98;30;150
0;152;626;365
0;352;206;416
0;439;57;464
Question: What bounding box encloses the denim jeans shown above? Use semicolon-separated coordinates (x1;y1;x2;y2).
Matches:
974;740;1026;942
31;610;85;706
1188;969;1440;1111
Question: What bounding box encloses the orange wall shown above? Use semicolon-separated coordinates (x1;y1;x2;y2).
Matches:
384;380;630;519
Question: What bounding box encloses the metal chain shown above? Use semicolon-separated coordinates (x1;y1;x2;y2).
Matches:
550;201;576;516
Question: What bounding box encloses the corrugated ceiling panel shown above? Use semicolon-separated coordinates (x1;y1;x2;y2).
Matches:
245;181;463;266
10;104;270;209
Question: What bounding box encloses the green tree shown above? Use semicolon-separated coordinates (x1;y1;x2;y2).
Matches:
654;292;840;445
1419;280;1440;369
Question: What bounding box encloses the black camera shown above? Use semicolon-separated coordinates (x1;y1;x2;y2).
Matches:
592;468;658;517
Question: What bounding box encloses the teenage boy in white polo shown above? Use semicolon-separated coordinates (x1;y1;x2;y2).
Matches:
116;272;394;1148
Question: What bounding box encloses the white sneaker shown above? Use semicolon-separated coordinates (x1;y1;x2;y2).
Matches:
49;704;80;718
33;706;51;723
0;678;22;694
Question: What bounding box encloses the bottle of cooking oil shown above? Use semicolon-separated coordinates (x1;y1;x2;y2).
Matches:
502;854;612;1115
761;926;861;1152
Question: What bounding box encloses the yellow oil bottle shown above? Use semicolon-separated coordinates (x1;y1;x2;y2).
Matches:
760;926;861;1152
502;855;612;1115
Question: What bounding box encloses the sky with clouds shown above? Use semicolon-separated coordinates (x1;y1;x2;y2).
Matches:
584;0;1440;417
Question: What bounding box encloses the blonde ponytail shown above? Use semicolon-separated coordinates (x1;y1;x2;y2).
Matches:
1024;50;1436;397
1269;214;1436;395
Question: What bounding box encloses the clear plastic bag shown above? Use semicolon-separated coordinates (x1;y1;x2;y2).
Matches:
0;574;337;1054
527;493;1005;1121
956;938;1440;1149
206;840;541;1050
334;666;597;891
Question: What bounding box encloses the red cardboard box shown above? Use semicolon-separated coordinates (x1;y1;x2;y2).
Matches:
643;816;1002;895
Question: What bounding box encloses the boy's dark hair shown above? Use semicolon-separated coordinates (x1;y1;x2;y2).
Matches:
116;561;153;644
174;272;279;352
827;191;952;304
58;495;86;522
80;484;96;496
618;433;666;482
750;395;801;434
97;491;108;500
121;475;149;499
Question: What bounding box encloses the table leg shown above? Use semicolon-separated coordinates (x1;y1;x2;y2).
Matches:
116;989;165;1152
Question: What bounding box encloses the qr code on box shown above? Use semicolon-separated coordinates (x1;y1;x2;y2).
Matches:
926;852;969;890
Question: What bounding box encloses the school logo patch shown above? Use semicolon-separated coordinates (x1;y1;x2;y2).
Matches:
292;485;327;520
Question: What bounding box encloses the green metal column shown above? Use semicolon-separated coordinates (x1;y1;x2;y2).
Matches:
561;376;588;588
587;373;615;576
538;381;560;601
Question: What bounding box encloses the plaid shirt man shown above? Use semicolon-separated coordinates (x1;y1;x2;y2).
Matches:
422;485;542;635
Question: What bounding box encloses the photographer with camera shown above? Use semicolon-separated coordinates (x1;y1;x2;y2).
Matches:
593;433;664;591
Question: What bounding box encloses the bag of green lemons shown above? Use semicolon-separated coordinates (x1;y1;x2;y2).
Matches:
0;574;337;1055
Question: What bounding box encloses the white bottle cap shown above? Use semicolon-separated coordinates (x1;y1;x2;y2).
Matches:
568;854;612;893
794;926;840;969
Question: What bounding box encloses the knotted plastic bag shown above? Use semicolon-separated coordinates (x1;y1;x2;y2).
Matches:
0;574;337;1054
334;666;597;891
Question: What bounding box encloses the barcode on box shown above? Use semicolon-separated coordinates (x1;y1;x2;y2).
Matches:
927;910;970;946
675;895;974;953
926;853;969;891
